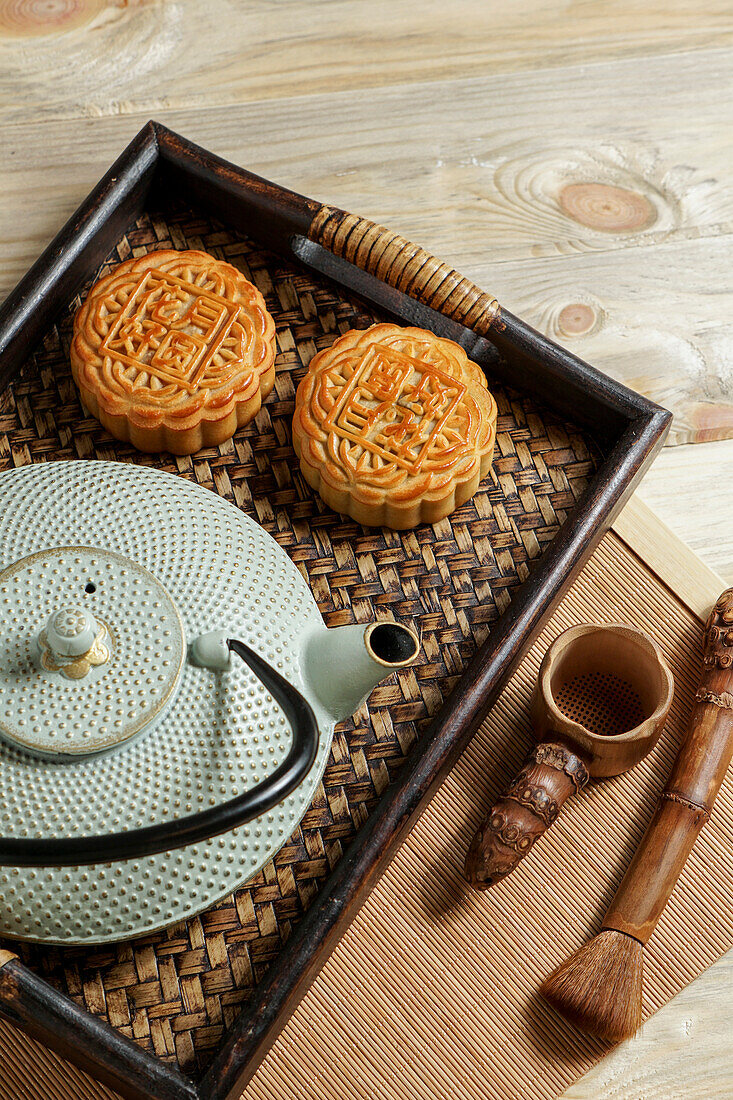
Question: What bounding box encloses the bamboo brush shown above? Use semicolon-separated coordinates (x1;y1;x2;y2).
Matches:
541;587;733;1042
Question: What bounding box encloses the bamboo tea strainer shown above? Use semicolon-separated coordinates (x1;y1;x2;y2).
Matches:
465;623;675;888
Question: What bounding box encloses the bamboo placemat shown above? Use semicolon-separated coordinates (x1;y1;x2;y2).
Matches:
1;504;730;1100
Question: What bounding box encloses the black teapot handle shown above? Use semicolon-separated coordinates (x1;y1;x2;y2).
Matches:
0;640;319;867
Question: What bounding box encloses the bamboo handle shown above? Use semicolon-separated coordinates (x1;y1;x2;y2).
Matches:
308;205;502;337
603;588;733;944
464;742;590;888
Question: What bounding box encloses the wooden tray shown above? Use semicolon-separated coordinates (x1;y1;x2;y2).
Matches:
0;123;670;1100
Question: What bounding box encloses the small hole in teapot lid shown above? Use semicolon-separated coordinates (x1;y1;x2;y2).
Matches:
85;582;96;594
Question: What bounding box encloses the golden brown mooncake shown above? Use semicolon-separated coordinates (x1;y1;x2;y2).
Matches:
292;323;498;529
70;249;276;454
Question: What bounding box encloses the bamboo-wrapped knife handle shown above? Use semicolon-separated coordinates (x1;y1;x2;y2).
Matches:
308;205;502;337
464;742;590;888
602;588;733;944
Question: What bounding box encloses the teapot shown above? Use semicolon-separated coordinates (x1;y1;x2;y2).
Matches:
0;462;418;941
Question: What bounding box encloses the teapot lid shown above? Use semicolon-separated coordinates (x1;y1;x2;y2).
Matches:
0;546;185;758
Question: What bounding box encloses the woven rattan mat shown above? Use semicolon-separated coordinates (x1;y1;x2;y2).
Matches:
2;520;731;1099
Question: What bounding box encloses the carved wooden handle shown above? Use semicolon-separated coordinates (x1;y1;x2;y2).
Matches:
308;205;501;337
464;742;590;888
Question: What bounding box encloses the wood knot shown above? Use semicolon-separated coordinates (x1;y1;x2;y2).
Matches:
559;183;656;233
0;0;101;36
557;303;597;337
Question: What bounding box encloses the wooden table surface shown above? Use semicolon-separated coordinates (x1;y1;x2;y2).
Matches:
0;3;731;1097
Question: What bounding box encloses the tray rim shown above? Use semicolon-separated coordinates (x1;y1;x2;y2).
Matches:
0;121;671;1100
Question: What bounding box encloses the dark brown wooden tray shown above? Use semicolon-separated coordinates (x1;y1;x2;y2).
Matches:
0;122;670;1100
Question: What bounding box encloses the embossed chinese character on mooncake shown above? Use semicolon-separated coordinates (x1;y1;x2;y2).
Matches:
71;250;276;454
293;324;498;528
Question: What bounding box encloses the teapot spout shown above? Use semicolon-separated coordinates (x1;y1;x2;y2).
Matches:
302;621;419;723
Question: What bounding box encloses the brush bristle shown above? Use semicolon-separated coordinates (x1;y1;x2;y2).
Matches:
540;929;644;1043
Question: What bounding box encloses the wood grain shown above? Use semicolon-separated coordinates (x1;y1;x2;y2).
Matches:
613;495;733;613
4;47;733;274
3;45;732;440
636;440;733;581
0;1;732;124
492;240;733;446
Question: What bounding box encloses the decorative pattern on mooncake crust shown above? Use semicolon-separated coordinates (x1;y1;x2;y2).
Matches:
71;249;276;454
292;323;497;528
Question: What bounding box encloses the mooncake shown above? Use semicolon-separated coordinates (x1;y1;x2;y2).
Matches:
71;249;276;454
292;323;497;529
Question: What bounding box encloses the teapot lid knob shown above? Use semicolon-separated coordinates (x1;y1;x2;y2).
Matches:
44;606;100;659
37;605;111;681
